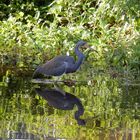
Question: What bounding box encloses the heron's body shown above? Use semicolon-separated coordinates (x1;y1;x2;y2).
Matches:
36;55;76;77
33;40;87;78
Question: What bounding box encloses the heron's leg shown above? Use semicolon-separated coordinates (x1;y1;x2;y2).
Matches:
53;83;66;96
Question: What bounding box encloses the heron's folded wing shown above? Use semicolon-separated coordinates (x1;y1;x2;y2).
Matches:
40;61;67;76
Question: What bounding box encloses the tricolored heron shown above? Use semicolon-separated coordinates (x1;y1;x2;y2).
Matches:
33;40;91;78
35;88;85;125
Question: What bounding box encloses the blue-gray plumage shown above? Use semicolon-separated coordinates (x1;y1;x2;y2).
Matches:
33;40;88;78
35;88;85;125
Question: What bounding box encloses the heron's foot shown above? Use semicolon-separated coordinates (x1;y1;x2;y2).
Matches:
63;79;76;86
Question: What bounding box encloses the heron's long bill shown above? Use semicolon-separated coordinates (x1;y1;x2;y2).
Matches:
82;43;90;49
90;46;98;53
83;44;98;53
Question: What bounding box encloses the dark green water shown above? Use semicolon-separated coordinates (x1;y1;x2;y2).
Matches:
0;72;140;140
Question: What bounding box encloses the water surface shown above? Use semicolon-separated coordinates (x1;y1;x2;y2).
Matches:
0;72;140;139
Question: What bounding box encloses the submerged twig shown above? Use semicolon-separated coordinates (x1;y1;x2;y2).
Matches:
31;79;87;86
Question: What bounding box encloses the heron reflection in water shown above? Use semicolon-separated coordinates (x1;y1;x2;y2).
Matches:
35;88;85;126
33;40;96;79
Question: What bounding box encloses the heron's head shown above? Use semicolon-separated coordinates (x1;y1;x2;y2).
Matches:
76;40;89;49
76;40;98;53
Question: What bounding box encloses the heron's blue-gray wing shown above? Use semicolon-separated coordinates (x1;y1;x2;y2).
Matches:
36;56;70;76
40;62;67;76
33;55;75;78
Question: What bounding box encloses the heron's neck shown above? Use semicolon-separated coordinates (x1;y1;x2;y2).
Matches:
73;45;85;70
74;99;84;121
